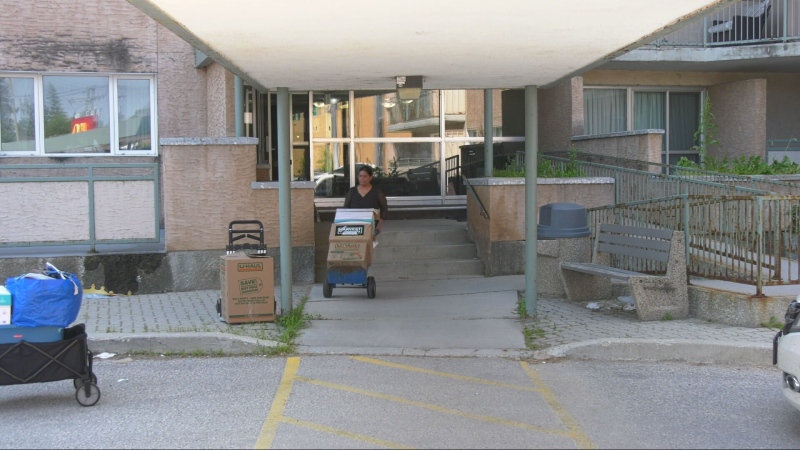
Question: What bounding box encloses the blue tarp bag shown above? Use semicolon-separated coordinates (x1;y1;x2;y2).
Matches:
5;263;83;328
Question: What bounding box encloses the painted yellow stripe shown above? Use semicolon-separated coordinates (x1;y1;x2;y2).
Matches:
255;357;300;449
350;356;540;393
520;361;596;450
296;376;571;437
280;416;414;449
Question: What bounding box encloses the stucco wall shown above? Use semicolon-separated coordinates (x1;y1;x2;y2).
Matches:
206;63;236;137
0;0;158;72
466;177;614;276
160;139;314;252
571;130;664;164
156;23;208;138
708;79;767;160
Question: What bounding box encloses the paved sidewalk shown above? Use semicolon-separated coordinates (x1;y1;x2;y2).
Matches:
75;275;779;366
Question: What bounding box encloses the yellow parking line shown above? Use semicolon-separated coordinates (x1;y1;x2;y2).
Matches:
520;361;596;450
296;376;572;438
255;357;300;449
350;356;540;392
280;416;413;449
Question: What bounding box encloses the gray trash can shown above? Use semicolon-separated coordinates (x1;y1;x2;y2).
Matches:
537;203;590;239
536;203;591;297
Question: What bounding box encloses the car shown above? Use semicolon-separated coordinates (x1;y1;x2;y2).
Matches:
774;296;800;412
314;163;376;197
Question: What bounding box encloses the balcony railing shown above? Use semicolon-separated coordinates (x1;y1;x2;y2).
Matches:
647;0;799;47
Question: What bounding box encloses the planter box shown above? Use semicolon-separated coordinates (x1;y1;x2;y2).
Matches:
466;177;614;278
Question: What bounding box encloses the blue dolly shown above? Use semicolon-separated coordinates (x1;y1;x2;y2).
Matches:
322;209;378;299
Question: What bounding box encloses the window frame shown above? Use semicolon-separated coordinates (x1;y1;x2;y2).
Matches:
583;85;703;163
0;72;157;157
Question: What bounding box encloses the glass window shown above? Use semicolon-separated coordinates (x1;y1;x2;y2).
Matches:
0;72;156;157
117;79;152;151
355;90;440;138
312;91;349;139
584;89;627;135
0;77;36;152
355;142;441;197
669;92;700;152
313;142;350;198
43;75;110;154
450;89;505;138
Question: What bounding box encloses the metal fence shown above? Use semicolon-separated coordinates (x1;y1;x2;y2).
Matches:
552;151;800;196
0;163;160;251
648;0;799;47
587;194;800;296
540;154;770;203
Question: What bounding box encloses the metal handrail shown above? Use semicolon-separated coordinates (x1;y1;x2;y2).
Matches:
464;178;489;219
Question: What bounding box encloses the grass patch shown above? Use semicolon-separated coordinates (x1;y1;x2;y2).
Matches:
523;327;546;350
662;313;673;321
762;316;783;330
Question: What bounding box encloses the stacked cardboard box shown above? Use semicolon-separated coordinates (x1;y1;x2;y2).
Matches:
219;254;275;323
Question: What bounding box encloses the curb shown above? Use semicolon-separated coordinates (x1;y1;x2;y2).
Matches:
533;338;773;367
88;332;280;355
294;346;536;359
87;334;773;366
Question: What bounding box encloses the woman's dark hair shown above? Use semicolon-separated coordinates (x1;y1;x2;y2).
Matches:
358;165;374;177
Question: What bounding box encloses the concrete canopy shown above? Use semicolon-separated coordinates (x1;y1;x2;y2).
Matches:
128;0;729;92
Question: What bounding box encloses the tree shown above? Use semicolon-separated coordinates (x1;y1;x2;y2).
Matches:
43;84;71;138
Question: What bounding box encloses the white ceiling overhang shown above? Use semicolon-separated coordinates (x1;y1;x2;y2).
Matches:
127;0;732;92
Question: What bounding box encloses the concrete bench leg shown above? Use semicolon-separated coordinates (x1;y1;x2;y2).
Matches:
629;276;689;321
561;270;613;302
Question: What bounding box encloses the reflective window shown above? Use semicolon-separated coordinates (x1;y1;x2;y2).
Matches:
448;89;505;138
117;79;152;151
355;90;440;138
355;142;441;197
0;72;157;156
313;142;351;198
43;75;110;154
0;77;36;152
312;91;349;139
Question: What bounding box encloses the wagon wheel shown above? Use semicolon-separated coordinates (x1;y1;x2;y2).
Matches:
323;281;333;298
73;373;98;390
367;276;376;299
75;383;101;407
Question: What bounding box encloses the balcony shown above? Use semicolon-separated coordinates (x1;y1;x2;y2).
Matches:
606;0;800;72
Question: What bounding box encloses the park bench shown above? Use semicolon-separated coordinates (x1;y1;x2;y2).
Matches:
560;223;688;321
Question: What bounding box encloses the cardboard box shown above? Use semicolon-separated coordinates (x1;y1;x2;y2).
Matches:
327;209;378;271
0;286;10;326
220;254;275;323
0;325;64;344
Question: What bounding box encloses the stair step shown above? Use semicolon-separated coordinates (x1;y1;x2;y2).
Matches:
372;242;476;263
376;228;469;246
369;259;485;280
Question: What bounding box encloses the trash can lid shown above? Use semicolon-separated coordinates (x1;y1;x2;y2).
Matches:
537;203;590;239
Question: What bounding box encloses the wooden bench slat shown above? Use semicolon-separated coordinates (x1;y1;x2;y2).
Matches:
598;233;673;252
596;242;671;262
561;262;650;281
600;223;674;240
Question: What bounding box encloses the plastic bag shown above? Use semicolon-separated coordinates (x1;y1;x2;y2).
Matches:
5;263;83;328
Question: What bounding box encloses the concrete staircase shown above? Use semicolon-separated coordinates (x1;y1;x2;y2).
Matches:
315;218;485;282
369;219;485;280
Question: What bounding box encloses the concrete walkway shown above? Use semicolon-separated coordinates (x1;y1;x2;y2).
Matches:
77;274;779;366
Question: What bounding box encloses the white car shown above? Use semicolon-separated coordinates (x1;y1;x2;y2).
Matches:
774;297;800;412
